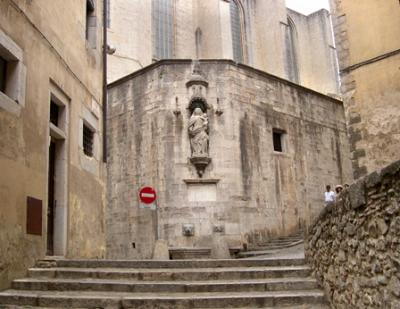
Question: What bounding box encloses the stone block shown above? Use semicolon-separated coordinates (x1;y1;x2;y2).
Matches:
152;239;170;260
210;235;231;259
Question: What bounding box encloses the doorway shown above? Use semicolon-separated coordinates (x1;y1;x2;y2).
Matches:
47;91;68;256
47;141;56;255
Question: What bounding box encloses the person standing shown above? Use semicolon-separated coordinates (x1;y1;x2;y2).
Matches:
324;185;335;204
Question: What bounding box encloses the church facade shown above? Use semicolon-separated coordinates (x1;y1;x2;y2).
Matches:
107;0;339;95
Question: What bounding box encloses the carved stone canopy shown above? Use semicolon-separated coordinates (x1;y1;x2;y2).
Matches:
186;62;208;88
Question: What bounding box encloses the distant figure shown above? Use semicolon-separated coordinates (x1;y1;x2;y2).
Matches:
324;185;335;204
344;183;350;189
335;185;343;195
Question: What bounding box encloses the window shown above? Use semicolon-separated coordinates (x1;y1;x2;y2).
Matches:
0;56;7;92
284;18;299;83
86;0;97;48
273;129;285;152
50;100;59;126
195;28;202;59
0;28;26;115
83;124;94;157
152;0;174;60
230;0;244;63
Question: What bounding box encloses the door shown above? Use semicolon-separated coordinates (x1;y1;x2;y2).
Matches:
47;141;56;255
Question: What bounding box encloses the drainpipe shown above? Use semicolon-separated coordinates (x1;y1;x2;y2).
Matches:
102;0;107;163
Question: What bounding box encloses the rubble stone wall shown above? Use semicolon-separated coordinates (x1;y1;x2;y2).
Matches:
305;160;400;308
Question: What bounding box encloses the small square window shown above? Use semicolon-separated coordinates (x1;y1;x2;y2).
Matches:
83;124;94;157
273;129;285;152
0;56;7;93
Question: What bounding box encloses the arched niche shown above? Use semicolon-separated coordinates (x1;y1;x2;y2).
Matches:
188;97;208;114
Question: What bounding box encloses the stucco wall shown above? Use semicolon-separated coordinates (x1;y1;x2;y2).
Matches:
107;0;339;96
330;0;400;179
0;0;106;289
107;60;352;259
305;160;400;308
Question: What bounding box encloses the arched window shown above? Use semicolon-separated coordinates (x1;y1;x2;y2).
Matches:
230;0;244;63
152;0;174;60
284;17;299;83
195;28;202;59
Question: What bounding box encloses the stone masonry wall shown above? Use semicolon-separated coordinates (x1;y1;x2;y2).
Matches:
107;59;352;259
305;160;400;308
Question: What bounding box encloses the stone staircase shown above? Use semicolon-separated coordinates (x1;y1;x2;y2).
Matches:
238;232;304;259
0;255;329;309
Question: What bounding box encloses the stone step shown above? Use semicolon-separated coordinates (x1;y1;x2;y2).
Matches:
28;265;312;281
247;244;302;252
238;251;277;259
254;239;303;246
12;277;318;293
0;289;328;308
198;304;331;309
36;257;306;269
0;305;330;309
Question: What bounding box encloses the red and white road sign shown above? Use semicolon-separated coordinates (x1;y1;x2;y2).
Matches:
139;187;157;204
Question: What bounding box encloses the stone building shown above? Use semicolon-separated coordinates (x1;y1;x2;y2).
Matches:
107;60;352;259
330;0;400;179
0;0;106;289
107;0;339;95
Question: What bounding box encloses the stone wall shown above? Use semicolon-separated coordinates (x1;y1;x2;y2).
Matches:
107;59;352;259
305;160;400;308
288;9;340;95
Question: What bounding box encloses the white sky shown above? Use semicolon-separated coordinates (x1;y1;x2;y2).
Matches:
286;0;330;15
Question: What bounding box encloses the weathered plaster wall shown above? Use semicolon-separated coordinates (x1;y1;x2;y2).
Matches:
0;0;106;289
305;160;400;309
107;60;352;259
330;0;400;179
107;0;339;96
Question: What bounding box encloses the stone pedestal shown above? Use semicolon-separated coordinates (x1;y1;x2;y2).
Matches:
190;157;211;177
152;239;170;260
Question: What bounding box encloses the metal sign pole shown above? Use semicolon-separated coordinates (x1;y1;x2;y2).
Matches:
155;200;159;241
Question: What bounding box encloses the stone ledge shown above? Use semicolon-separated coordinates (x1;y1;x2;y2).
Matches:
183;179;220;184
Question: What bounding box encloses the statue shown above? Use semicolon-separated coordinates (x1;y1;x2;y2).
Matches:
188;108;209;157
188;107;211;177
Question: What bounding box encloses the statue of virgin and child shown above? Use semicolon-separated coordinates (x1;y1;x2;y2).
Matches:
188;107;209;158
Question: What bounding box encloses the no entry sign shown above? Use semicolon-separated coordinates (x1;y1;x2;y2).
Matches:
139;187;157;204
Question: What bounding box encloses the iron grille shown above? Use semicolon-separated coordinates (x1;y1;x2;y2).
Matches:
83;124;94;157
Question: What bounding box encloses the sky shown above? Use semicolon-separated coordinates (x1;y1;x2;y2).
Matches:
285;0;330;15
